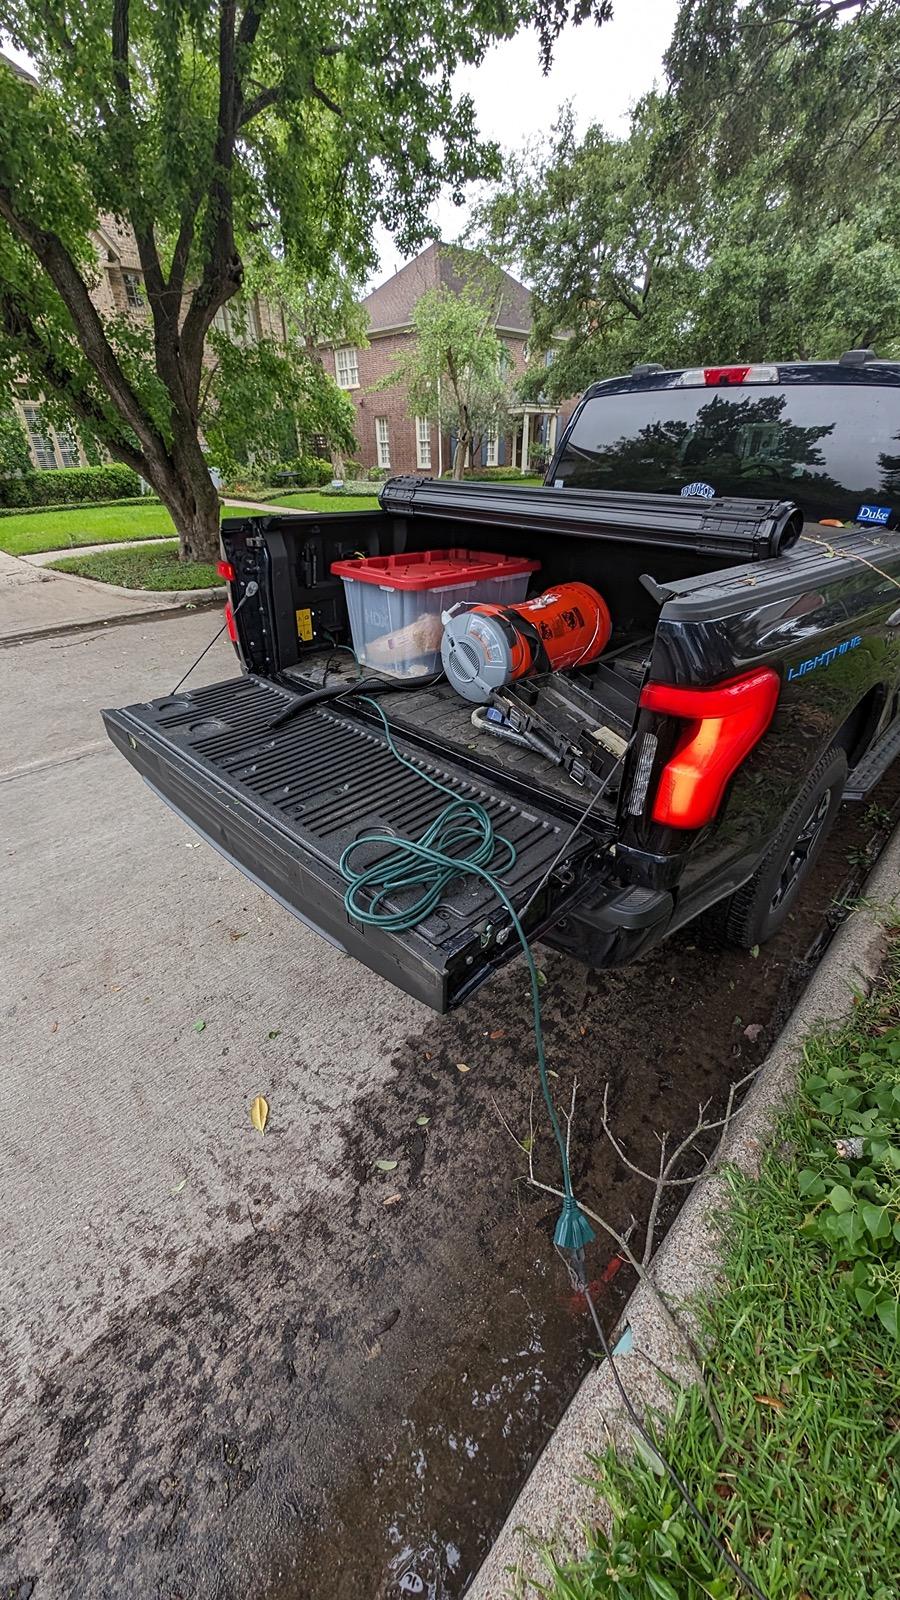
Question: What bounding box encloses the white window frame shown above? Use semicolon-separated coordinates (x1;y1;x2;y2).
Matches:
21;402;58;470
485;422;499;468
415;416;431;469
56;430;80;469
335;345;360;389
122;270;143;310
375;416;391;469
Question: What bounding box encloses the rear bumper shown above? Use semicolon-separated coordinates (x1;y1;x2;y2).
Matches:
542;884;674;967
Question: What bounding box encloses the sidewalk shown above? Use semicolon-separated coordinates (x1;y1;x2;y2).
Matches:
0;549;220;644
468;828;900;1598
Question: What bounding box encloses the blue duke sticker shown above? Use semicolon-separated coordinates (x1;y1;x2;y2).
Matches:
856;503;892;526
681;481;716;500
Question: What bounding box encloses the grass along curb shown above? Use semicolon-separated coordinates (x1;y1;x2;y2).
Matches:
534;954;900;1599
48;540;219;592
469;833;900;1600
0;500;177;555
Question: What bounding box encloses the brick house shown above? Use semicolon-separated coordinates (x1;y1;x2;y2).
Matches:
319;242;573;478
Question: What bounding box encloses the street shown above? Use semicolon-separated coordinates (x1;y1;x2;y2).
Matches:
0;609;890;1600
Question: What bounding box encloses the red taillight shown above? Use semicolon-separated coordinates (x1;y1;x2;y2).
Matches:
217;559;235;581
224;601;237;643
639;668;780;829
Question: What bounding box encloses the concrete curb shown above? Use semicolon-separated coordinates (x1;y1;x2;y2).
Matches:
467;830;900;1600
29;563;226;606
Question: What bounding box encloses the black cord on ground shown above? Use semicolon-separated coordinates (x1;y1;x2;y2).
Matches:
169;582;258;696
574;1259;769;1600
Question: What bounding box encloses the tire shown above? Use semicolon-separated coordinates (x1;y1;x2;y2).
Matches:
703;745;848;950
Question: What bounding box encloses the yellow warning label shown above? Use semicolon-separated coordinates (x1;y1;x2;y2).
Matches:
295;607;313;642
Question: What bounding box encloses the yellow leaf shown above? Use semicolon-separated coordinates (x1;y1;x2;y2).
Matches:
754;1393;786;1411
456;1062;470;1073
250;1095;269;1134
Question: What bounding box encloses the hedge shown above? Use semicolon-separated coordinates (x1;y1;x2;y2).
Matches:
0;463;142;508
440;466;544;482
0;493;159;519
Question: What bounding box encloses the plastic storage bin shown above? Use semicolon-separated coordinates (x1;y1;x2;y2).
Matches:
330;548;540;678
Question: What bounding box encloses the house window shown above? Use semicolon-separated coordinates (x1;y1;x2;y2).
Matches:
335;346;360;389
375;417;391;468
485;423;498;468
212;304;231;335
416;417;431;469
123;270;143;310
56;431;80;469
21;403;57;470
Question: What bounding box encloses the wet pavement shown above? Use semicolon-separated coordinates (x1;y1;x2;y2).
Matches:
1;609;896;1600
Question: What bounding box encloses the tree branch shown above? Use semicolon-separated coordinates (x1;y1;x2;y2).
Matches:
0;292;148;478
0;190;170;467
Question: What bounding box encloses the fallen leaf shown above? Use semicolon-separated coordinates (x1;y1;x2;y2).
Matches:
194;1019;206;1033
579;1026;588;1037
250;1095;269;1134
229;930;248;942
416;1114;430;1126
374;1158;398;1171
50;1021;59;1034
489;1029;506;1040
535;968;547;987
267;1029;280;1040
754;1393;786;1411
383;1193;403;1206
744;1023;764;1042
547;1069;559;1079
750;945;760;959
456;1062;470;1073
522;1134;534;1154
171;1178;187;1196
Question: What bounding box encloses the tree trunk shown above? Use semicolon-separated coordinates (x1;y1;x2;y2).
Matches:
138;426;222;563
452;426;471;480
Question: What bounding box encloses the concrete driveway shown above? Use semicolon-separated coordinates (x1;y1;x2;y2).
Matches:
0;609;887;1600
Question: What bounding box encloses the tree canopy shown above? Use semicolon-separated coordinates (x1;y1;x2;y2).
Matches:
473;0;900;401
0;0;611;556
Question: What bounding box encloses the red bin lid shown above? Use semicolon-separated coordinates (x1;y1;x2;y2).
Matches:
330;547;540;591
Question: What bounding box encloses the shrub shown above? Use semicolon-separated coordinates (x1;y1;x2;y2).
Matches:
0;462;142;508
0;494;158;519
367;465;390;481
441;465;541;482
295;454;333;486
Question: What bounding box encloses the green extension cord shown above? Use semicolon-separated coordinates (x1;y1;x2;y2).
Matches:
339;696;594;1253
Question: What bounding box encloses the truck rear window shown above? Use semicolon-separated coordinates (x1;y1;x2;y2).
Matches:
553;385;900;524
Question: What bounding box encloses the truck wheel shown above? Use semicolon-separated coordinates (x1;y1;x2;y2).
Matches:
706;745;848;950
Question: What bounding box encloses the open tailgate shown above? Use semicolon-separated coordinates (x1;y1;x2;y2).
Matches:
102;675;611;1011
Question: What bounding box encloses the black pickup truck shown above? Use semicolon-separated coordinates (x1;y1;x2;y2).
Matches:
104;356;900;1011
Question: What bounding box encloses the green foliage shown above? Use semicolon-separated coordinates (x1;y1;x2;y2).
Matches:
475;1;900;392
440;466;542;483
0;400;30;476
799;1032;900;1342
203;335;355;480
0;461;140;508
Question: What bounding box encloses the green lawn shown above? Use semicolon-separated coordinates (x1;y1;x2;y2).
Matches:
266;491;380;511
537;936;900;1600
0;500;179;556
49;540;219;591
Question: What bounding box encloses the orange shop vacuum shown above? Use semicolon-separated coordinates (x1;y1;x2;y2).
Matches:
440;582;612;704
